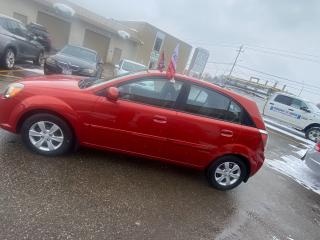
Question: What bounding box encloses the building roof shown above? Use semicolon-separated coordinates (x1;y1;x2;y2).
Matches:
31;0;143;44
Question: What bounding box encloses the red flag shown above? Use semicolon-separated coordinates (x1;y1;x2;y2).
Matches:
166;44;179;79
157;51;165;72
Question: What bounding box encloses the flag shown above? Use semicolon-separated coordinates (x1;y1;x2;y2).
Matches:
157;51;165;72
166;44;179;79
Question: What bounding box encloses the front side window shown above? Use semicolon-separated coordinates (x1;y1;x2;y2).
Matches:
184;85;242;123
274;95;292;106
118;78;182;108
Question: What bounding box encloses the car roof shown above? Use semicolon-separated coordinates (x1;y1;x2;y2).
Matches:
0;14;23;24
273;92;308;102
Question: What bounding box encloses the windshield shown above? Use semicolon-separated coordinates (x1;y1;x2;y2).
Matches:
60;45;97;62
122;61;146;72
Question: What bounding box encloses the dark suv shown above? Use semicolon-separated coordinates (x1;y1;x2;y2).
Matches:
27;22;51;52
0;14;44;69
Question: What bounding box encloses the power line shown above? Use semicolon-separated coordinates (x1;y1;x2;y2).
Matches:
245;47;320;64
237;64;320;91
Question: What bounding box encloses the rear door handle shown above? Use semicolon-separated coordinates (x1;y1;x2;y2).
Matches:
288;109;294;111
153;115;167;124
269;103;274;105
221;129;233;137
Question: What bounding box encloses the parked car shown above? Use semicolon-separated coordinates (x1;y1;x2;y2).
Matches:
0;14;44;69
303;141;320;174
263;93;320;142
0;71;267;190
26;22;51;52
44;45;103;78
114;59;147;76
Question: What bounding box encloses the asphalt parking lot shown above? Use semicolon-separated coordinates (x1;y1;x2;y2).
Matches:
0;66;319;240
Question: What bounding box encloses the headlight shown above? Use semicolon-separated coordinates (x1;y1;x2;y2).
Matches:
3;83;24;99
82;69;96;75
46;57;56;65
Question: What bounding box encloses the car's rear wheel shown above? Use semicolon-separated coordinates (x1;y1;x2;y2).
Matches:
305;127;320;142
21;113;73;156
206;156;247;190
34;51;44;66
3;48;15;69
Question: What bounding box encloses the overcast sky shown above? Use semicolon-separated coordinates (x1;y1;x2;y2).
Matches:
70;0;320;102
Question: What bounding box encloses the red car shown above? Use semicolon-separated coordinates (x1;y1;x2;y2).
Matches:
0;71;267;190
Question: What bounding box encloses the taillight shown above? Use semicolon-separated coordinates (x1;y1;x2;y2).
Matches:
315;143;320;152
259;129;268;148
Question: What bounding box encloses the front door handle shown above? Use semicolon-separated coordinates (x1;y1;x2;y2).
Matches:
288;109;294;111
153;115;167;124
221;129;233;137
269;103;274;105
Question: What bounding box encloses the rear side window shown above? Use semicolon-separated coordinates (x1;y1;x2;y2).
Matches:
183;85;243;124
274;95;292;106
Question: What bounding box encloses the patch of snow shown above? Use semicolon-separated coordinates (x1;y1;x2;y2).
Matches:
266;155;320;195
289;144;300;150
294;149;309;158
23;68;44;75
265;123;315;146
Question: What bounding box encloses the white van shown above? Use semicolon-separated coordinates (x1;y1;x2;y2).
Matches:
114;59;147;76
263;93;320;142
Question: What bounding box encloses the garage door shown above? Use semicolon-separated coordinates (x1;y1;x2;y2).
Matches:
37;12;70;50
83;29;110;62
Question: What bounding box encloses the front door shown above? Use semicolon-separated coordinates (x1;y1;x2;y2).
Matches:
89;77;183;159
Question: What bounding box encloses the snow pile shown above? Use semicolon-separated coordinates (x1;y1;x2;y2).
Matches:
23;69;44;75
266;154;320;195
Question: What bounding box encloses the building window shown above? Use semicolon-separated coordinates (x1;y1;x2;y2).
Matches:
13;12;28;24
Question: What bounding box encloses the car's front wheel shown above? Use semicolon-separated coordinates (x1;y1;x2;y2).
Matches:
305;127;320;142
3;48;15;69
21;113;73;156
206;156;247;190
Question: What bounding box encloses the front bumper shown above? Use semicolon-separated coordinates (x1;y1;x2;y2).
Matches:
0;95;21;133
44;63;96;77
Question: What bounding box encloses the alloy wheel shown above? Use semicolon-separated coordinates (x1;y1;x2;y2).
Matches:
28;121;64;152
214;162;241;186
6;49;15;69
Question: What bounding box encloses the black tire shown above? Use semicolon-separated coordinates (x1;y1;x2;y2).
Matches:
305;127;320;142
21;113;73;156
206;156;247;191
2;48;15;69
33;51;44;66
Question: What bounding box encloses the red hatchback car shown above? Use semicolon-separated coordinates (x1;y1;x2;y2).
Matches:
0;71;267;190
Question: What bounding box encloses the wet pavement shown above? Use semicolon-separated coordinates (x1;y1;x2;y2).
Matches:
0;129;319;239
0;65;319;239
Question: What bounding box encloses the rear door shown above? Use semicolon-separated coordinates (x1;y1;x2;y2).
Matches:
89;77;183;159
164;83;244;168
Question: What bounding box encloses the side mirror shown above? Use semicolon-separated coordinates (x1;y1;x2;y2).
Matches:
106;87;119;101
301;106;311;113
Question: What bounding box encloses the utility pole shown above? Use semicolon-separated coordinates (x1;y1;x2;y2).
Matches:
225;45;244;87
